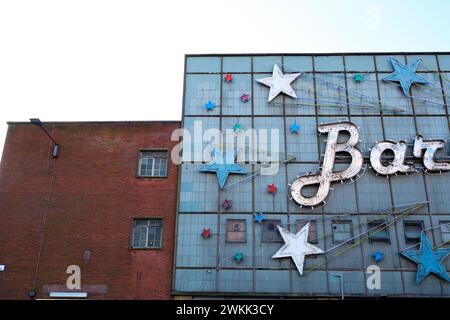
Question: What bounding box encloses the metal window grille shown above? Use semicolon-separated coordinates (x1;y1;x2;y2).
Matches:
296;220;318;244
404;221;424;244
332;220;354;244
138;150;168;177
132;219;163;248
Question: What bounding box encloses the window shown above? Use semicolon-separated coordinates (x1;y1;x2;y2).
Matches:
138;150;168;177
131;219;163;249
440;221;450;245
332;220;353;244
262;219;282;243
226;219;246;243
296;220;318;244
404;221;423;244
367;220;390;243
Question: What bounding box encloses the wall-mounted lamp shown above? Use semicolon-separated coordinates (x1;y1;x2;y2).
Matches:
30;118;59;158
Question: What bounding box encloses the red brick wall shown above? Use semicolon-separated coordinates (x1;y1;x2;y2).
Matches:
0;121;180;299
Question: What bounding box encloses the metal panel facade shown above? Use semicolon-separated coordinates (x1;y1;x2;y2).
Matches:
174;53;450;298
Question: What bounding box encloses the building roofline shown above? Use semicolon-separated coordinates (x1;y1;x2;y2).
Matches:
185;51;450;57
7;120;181;125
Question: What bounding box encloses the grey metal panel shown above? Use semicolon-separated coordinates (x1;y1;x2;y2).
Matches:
344;55;375;72
254;214;289;268
411;73;446;115
352;116;384;156
290;270;328;295
378;72;413;115
383;116;416;142
403;271;442;296
179;164;219;212
222;74;252;115
253;56;282;72
325;216;363;269
314;55;344;72
219;214;253;268
375;55;406;72
355;171;392;213
390;174;428;214
360;215;401;269
175;268;217;292
176;214;218;267
316;73;348;116
285;73;316;115
253;73;284;115
221;117;253;163
438;54;450;71
285;116;318;162
186;56;221;73
218;270;253;292
283;56;313;72
185;74;221;116
366;271;404;296
329;271;365;295
182;117;220;163
255;270;290;293
347;73;380;115
223;56;251;73
426;171;450;213
406;55;438;71
254;166;287;213
416;116;450;154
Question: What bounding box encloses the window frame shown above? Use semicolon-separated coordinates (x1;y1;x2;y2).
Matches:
403;220;424;245
367;220;391;244
331;220;354;244
130;217;164;250
226;219;247;243
439;221;450;246
295;220;318;244
261;219;283;243
136;148;169;178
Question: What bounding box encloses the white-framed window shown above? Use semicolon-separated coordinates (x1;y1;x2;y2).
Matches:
138;150;168;177
131;219;163;249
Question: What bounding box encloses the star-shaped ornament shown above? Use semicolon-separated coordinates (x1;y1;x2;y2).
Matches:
400;233;450;284
232;123;242;133
240;93;250;102
222;199;232;210
267;183;277;194
233;252;244;263
373;251;384;263
354;74;364;83
383;57;430;96
255;64;301;102
254;212;266;224
289;122;300;134
204;100;216;111
201;228;211;239
224;73;233;82
199;146;248;189
272;223;324;275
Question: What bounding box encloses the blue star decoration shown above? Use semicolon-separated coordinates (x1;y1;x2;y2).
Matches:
383;57;430;96
289;122;300;134
400;233;450;285
199;146;248;189
254;212;266;223
373;251;384;263
204;100;216;111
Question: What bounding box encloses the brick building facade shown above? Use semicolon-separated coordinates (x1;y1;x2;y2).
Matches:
0;121;180;299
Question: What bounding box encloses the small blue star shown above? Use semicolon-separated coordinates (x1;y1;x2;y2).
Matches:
204;100;216;111
254;212;266;223
289;122;300;134
383;57;430;96
401;233;450;285
199;147;248;189
373;251;384;263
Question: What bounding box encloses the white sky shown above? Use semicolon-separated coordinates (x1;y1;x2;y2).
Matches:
1;0;449;157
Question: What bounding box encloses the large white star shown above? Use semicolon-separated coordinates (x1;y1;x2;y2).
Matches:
256;64;301;102
272;223;323;275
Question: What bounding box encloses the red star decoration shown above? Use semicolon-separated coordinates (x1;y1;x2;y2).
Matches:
224;73;233;82
201;228;211;239
267;183;277;194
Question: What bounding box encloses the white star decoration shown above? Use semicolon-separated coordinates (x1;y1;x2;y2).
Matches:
256;64;301;102
272;223;324;275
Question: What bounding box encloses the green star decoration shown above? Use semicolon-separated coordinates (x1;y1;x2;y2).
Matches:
232;123;242;132
353;74;364;82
